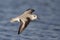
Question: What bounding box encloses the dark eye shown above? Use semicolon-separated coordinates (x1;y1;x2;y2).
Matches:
34;16;35;17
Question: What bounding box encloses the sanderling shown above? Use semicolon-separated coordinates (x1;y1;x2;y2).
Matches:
10;9;38;34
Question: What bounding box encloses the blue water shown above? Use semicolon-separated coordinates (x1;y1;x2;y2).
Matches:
0;0;60;40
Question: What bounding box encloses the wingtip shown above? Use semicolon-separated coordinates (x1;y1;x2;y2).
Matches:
26;8;35;12
18;30;20;34
18;32;20;35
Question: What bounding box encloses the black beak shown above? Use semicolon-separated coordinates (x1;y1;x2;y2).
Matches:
37;16;40;20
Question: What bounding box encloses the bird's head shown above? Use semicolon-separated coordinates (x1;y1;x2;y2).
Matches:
31;14;40;21
31;14;37;20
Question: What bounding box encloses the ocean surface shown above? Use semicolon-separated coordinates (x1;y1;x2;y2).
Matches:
0;0;60;40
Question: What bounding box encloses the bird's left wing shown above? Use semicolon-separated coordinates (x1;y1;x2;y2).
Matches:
18;18;31;34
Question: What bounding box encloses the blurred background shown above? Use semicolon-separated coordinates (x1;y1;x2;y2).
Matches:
0;0;60;40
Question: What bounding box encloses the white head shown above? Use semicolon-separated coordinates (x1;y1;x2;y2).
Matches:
31;14;37;20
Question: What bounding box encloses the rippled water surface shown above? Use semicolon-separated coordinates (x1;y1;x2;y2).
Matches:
0;0;60;40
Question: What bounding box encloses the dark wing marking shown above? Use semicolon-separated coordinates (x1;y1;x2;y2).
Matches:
26;8;35;12
18;19;23;34
18;18;31;34
25;9;35;14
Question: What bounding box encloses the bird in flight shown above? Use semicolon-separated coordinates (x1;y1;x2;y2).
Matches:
10;9;38;34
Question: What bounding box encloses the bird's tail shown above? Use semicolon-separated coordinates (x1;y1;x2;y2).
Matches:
10;18;17;23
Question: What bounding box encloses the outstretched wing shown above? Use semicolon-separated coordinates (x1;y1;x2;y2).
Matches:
18;18;31;34
25;9;35;14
